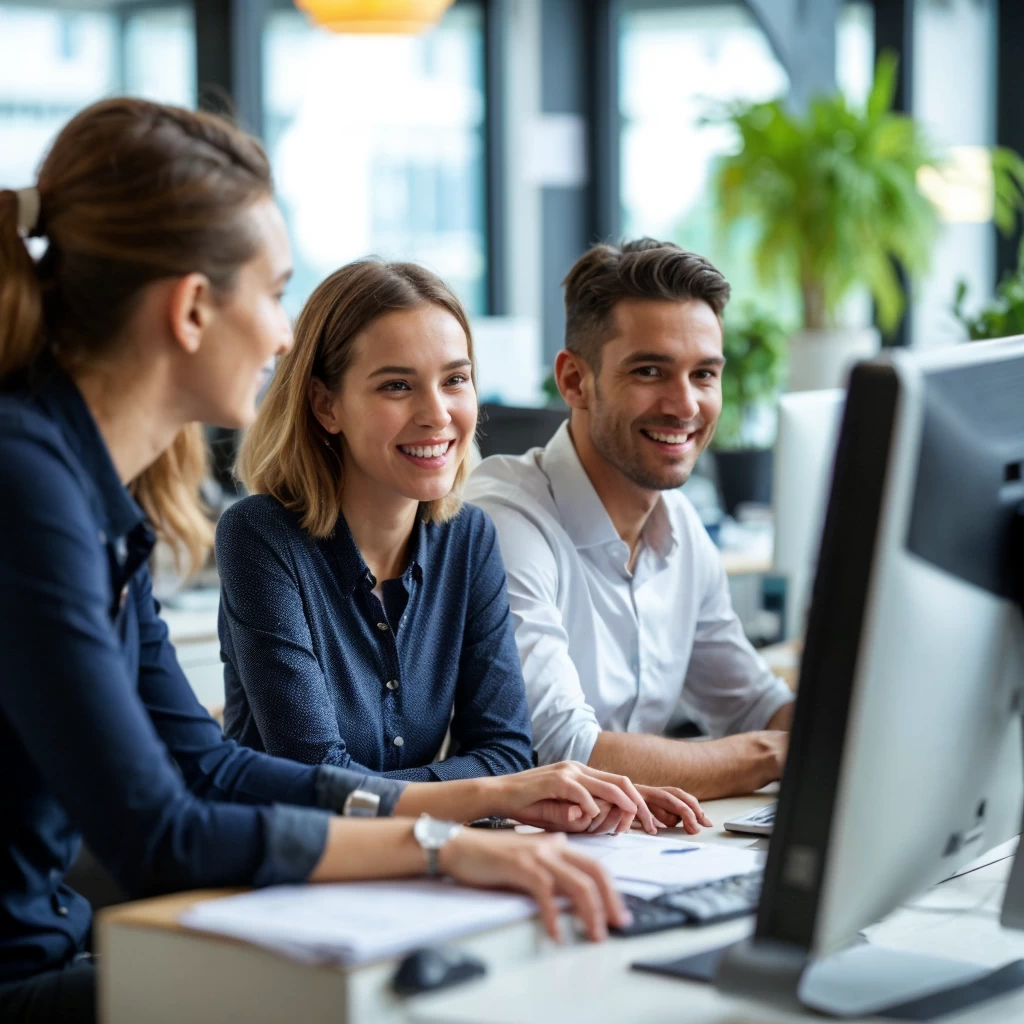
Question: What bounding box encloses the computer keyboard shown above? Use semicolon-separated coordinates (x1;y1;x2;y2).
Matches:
612;872;762;937
723;803;775;836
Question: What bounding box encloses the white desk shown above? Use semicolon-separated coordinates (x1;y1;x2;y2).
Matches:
98;796;1024;1024
411;856;1023;1023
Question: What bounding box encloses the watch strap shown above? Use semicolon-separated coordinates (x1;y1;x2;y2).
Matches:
342;788;381;817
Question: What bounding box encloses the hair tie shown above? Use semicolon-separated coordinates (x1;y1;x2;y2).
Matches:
14;187;41;237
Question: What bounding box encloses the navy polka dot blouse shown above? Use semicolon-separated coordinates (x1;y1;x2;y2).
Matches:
216;494;534;780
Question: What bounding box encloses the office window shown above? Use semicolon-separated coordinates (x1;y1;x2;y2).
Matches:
619;1;874;318
0;2;194;187
263;2;488;318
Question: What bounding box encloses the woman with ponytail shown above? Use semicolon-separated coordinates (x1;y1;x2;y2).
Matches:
0;99;644;1023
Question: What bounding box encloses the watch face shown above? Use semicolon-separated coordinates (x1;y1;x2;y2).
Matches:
414;816;461;850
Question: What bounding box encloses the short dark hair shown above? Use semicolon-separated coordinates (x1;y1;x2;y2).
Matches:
562;238;731;366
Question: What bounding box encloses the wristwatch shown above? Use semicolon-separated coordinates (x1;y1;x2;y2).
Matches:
342;788;381;817
413;814;463;877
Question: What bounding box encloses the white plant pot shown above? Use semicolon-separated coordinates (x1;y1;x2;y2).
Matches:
786;327;881;393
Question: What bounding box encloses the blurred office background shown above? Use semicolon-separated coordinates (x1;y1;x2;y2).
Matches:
2;0;1021;659
4;1;1017;361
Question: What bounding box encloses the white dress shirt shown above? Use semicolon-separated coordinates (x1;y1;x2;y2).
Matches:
464;421;793;767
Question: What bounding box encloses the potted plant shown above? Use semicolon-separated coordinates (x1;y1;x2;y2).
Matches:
711;305;787;516
708;53;938;391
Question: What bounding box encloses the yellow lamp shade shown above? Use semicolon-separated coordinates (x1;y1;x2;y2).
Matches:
294;0;455;34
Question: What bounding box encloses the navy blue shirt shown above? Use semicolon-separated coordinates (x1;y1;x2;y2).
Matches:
0;368;405;983
217;494;534;780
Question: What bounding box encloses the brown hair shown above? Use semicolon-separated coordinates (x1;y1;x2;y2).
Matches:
562;238;731;367
236;259;476;537
0;97;275;573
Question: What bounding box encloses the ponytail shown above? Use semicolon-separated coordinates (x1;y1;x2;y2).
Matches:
0;189;45;381
132;423;214;575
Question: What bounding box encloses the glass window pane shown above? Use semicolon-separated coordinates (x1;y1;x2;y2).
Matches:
264;4;488;318
0;2;195;186
122;6;196;107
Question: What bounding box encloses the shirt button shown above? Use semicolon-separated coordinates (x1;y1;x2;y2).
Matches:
56;905;69;917
376;622;389;632
393;736;404;747
386;679;400;691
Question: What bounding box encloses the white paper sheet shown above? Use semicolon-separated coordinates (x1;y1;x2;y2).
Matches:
566;833;764;889
180;879;538;967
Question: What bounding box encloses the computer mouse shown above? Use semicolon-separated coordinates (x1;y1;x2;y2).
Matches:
391;946;487;997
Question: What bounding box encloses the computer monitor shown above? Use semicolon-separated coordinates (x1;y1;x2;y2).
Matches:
713;337;1024;1017
772;389;845;640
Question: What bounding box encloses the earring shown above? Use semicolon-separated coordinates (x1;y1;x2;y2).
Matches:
323;436;332;448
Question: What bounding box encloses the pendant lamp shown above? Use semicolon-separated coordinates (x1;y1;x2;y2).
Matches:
294;0;455;34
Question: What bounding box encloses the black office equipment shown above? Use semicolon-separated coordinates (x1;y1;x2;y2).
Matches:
475;404;566;460
636;338;1024;1019
613;872;762;937
391;947;487;997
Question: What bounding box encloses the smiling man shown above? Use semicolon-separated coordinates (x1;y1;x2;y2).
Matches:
465;239;794;799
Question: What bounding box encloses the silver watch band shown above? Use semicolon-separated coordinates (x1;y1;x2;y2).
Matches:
425;847;441;877
342;788;381;817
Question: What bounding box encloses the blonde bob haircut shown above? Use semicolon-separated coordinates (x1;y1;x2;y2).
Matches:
237;259;477;538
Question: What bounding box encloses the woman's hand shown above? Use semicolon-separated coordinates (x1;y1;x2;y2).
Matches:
438;829;630;941
635;785;711;832
582;787;711;835
488;762;659;834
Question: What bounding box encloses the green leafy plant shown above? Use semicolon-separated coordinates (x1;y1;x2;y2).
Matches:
708;52;938;336
991;147;1024;264
952;271;1024;341
949;146;1024;342
714;306;787;450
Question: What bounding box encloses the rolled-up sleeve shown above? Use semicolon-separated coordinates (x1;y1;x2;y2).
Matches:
683;530;794;738
314;766;406;817
484;503;602;766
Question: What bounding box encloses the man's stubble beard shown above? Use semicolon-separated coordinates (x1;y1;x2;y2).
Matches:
588;397;697;492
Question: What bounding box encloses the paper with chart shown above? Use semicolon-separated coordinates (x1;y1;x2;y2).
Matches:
566;832;764;890
180;879;537;967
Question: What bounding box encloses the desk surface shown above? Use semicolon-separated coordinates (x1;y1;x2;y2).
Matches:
411;807;1024;1024
99;796;1024;1024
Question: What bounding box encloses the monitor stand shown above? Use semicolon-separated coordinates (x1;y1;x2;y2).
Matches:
710;695;1024;1019
711;932;1024;1020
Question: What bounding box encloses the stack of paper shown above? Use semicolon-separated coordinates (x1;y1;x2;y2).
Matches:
566;832;763;895
180;880;537;967
180;835;765;966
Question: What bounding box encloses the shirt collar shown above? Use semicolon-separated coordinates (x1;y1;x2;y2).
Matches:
539;420;678;559
329;508;428;593
34;365;147;542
